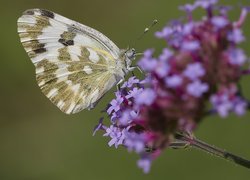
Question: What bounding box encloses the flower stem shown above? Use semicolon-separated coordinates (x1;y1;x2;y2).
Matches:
173;132;250;169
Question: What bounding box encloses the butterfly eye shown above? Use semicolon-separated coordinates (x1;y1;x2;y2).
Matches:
126;48;136;60
131;48;136;53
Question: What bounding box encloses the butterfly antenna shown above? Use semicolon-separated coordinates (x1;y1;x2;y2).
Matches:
137;19;158;40
133;20;158;57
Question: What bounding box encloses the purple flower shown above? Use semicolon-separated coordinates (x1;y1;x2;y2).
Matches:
104;125;126;148
187;80;209;97
227;29;245;44
210;88;247;118
217;101;233;117
119;110;132;125
179;4;197;12
107;93;124;114
181;41;200;51
121;76;140;88
183;22;194;35
217;5;232;15
234;100;247;116
93;118;105;136
165;75;183;88
126;87;143;99
210;94;233;117
130;110;139;119
135;88;156;106
111;112;119;122
138;50;157;72
183;63;205;80
217;102;233;117
155;26;173;39
211;16;229;28
155;62;170;78
95;0;250;174
159;48;173;61
195;0;218;9
137;158;151;174
124;132;146;153
228;48;247;66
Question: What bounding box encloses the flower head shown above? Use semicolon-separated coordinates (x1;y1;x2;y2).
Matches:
183;63;205;80
94;0;250;173
187;80;209;97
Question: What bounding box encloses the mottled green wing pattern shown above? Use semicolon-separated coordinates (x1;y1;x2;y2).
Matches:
35;47;117;114
17;9;120;114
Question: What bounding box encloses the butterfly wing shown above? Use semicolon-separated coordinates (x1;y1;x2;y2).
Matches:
17;9;123;114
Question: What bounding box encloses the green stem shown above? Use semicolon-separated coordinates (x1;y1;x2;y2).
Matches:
172;132;250;169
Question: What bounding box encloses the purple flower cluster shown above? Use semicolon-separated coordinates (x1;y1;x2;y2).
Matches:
94;0;250;173
210;85;247;117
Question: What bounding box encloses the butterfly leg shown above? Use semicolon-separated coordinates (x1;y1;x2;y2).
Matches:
116;78;124;90
136;66;143;73
128;66;143;74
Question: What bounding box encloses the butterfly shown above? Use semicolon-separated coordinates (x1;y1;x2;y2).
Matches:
17;9;136;114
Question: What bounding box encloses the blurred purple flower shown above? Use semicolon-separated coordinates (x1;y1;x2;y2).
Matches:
183;63;205;80
183;22;194;35
228;48;247;66
159;48;173;61
210;94;233;117
217;5;232;15
211;16;229;28
227;29;245;43
138;50;158;72
210;87;247;117
126;87;143;99
195;0;218;9
135;89;156;106
122;76;140;88
137;157;151;174
119;110;132;126
234;100;247;116
179;4;197;12
155;27;173;39
155;62;170;78
187;80;209;97
181;41;200;51
125;132;146;153
165;75;183;88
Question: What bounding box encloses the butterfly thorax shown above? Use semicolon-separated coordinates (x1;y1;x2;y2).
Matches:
121;48;136;70
108;48;135;84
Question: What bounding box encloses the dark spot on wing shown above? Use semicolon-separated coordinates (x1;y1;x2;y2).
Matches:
40;9;55;19
23;40;45;51
34;47;46;54
58;39;74;46
35;42;45;50
24;9;35;15
58;31;76;46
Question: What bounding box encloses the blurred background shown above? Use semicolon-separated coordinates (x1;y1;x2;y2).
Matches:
0;0;250;179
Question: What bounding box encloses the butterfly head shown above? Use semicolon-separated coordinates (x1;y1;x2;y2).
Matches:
125;48;136;60
121;48;136;71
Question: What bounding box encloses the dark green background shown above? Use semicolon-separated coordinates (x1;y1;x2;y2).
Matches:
0;0;250;179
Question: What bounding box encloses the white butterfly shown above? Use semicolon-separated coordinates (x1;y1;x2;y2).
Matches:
17;9;136;114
